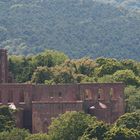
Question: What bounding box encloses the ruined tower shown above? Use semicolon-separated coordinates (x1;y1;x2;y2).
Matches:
0;49;8;83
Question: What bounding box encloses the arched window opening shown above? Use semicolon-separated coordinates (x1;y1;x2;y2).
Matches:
98;88;103;100
8;90;13;103
58;92;62;98
84;89;92;100
0;91;2;103
20;90;24;103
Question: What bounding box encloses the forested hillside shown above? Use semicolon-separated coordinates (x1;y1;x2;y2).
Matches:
0;0;140;60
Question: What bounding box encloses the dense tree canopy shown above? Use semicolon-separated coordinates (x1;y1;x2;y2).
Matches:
31;66;53;84
80;121;109;140
124;86;140;112
48;111;96;140
104;127;140;140
113;70;139;86
0;109;140;140
25;134;49;140
0;128;29;140
0;0;140;60
115;111;140;131
0;106;15;132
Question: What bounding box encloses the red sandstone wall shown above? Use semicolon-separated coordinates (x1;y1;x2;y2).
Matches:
14;109;24;128
32;101;83;133
79;83;125;123
0;49;8;83
0;84;33;130
0;83;125;132
0;84;33;109
32;84;80;102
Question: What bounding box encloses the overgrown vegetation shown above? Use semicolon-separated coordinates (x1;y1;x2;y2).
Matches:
0;106;15;132
0;111;140;140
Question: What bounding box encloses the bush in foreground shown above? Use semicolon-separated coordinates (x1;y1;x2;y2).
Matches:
104;127;140;140
25;134;49;140
115;111;140;130
0;105;15;132
80;121;109;140
48;111;97;140
0;128;29;140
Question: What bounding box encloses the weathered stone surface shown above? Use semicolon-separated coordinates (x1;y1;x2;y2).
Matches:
0;49;8;83
0;49;125;133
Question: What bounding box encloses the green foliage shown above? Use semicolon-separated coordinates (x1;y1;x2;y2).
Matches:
0;26;7;42
51;58;97;83
32;50;68;67
0;128;29;140
52;66;75;84
25;134;49;140
31;66;52;83
113;70;139;86
81;121;109;140
124;86;140;112
9;49;68;83
9;55;35;82
121;60;140;76
115;112;140;131
97;75;115;83
0;106;15;132
104;127;140;140
0;0;140;60
48;111;96;140
73;58;97;76
81;76;97;83
95;58;123;77
80;135;98;140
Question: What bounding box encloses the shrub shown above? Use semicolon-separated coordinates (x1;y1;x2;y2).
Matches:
0;128;29;140
25;134;49;140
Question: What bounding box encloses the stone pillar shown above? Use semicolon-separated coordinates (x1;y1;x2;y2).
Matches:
13;89;20;107
14;109;23;128
1;88;8;105
24;85;33;110
0;49;8;83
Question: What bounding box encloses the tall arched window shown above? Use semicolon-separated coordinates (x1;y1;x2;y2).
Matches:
20;90;24;103
8;90;13;103
58;92;62;98
0;91;2;103
84;89;92;100
98;88;103;100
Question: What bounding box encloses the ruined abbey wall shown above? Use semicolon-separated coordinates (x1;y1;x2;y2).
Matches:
0;83;124;133
0;49;125;133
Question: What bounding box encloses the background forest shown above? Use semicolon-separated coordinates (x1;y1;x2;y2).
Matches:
0;0;140;60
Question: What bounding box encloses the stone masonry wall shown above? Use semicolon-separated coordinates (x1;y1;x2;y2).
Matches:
32;101;83;133
0;83;125;132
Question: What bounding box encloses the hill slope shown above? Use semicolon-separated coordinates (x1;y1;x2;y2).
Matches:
0;0;140;59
